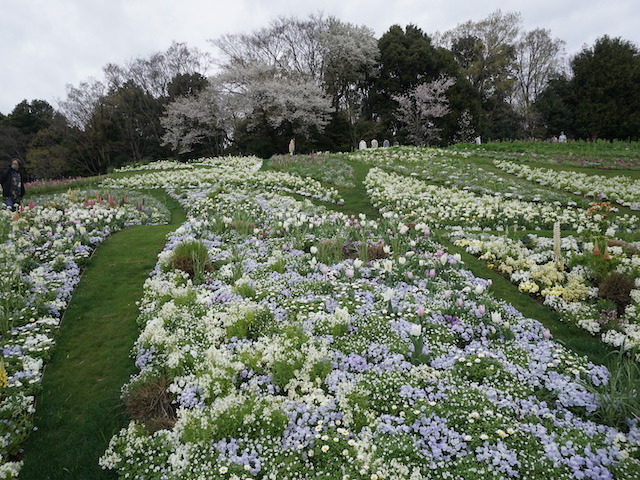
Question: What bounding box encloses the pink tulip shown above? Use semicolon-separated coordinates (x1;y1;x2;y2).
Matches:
456;298;463;307
416;305;426;317
428;269;436;278
345;268;354;279
478;305;486;315
543;329;552;340
407;271;414;280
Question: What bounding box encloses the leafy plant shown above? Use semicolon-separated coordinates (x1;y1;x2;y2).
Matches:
314;238;345;265
583;349;640;431
172;239;212;281
598;272;635;314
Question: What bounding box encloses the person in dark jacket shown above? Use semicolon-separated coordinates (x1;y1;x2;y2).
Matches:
1;158;26;211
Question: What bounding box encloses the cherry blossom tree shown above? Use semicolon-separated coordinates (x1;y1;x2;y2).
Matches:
161;85;227;156
392;76;455;145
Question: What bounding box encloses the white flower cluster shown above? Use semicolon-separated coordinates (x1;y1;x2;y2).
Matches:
365;168;599;231
495;159;640;210
348;146;578;205
105;157;343;204
453;231;640;354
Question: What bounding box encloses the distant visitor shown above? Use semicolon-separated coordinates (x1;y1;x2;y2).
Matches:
1;158;25;211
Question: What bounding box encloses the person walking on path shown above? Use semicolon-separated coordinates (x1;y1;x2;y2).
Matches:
1;158;26;211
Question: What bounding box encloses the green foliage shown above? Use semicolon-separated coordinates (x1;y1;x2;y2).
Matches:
583;349;640;431
408;333;430;366
0;263;24;337
452;354;506;384
182;397;288;445
566;245;620;282
346;371;414;430
272;359;300;390
537;35;640;140
226;306;274;340
233;280;256;299
0;392;34;458
269;256;287;274
171;239;212;282
571;36;640;140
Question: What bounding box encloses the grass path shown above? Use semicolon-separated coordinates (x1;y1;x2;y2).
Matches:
20;191;185;480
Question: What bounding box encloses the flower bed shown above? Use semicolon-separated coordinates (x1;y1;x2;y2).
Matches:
106;157;343;204
364;168;609;232
494;160;640;210
348;147;582;206
450;141;640;169
268;154;355;189
102;187;640;479
451;231;640;354
0;191;168;476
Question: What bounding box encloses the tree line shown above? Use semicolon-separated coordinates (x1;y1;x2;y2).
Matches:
1;10;639;179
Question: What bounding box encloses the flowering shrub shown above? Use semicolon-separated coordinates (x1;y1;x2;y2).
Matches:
451;231;640;354
102;187;640;479
0;191;168;475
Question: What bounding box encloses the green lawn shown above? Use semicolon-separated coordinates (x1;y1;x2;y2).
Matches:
20;191;185;480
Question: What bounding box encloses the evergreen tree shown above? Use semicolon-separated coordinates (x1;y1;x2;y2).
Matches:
571;36;640;139
365;24;478;144
536;36;640;140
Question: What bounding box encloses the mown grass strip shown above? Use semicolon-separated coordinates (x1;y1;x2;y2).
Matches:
20;191;185;480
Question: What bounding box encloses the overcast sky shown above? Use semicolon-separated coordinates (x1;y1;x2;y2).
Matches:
1;0;639;114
